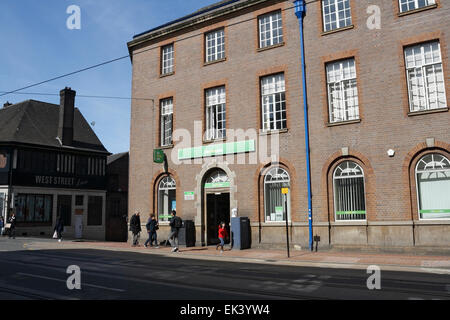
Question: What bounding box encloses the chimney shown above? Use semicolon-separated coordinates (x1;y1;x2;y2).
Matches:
58;87;76;146
3;102;12;108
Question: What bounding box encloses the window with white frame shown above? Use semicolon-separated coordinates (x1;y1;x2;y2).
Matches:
416;153;450;220
399;0;436;13
261;73;286;131
160;98;173;147
333;161;366;221
158;176;176;222
205;86;226;141
258;10;283;49
161;44;174;75
322;0;352;32
264;167;290;222
326;58;359;123
404;41;447;112
205;29;225;63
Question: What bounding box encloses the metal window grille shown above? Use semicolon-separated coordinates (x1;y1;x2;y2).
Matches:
161;44;174;75
261;73;286;131
333;161;366;221
405;41;447;112
259;11;283;48
326;58;359;123
160;98;173;146
322;0;352;32
416;154;450;220
205;87;226;141
264;167;290;222
399;0;435;12
205;170;230;185
205;29;225;63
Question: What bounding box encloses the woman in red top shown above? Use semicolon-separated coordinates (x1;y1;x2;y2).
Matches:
216;222;228;252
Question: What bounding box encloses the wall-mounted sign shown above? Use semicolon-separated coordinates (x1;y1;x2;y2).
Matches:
204;182;231;189
184;192;195;201
0;152;10;172
178;140;255;160
153;149;165;164
282;188;289;194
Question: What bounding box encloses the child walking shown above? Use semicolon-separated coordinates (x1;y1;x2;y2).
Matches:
216;222;229;253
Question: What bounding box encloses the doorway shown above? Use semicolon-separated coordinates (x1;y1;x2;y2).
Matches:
206;192;230;245
57;195;72;226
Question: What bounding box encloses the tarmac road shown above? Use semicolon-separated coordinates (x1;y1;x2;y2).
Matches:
0;237;448;300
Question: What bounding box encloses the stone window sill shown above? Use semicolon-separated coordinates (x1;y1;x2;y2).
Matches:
160;144;174;150
259;128;289;136
203;138;227;144
160;72;175;78
408;107;448;117
321;25;354;36
257;42;285;53
204;58;226;67
327;119;361;127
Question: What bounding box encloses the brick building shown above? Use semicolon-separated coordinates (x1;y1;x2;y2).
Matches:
127;0;450;249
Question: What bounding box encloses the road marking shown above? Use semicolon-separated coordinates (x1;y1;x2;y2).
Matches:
16;272;125;293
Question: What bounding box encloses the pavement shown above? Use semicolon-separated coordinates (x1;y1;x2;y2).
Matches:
15;236;450;275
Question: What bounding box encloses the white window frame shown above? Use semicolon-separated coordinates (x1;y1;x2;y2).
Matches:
399;0;436;13
205;29;225;63
261;73;287;132
205;87;226;141
322;0;352;32
415;153;450;220
404;41;447;113
326;58;360;123
158;176;176;222
160;98;173;147
333;161;367;222
258;10;283;49
264;167;291;223
161;44;174;75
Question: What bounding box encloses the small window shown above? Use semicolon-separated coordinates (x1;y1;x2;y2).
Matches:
416;154;450;220
261;73;286;131
205;86;226;141
399;0;436;13
258;10;283;49
322;0;352;32
333;161;366;221
205;29;225;63
404;41;447;113
264;167;290;222
158;176;176;222
326;58;359;123
161;44;174;75
75;195;84;206
160;98;173;147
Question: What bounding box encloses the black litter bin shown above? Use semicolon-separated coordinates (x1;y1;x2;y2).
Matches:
231;217;251;250
178;220;196;247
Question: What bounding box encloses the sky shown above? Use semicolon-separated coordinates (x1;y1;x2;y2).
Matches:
0;0;219;154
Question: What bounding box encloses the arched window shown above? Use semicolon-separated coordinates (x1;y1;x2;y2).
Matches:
416;153;450;220
333;161;366;221
204;169;230;189
158;176;176;222
264;167;290;222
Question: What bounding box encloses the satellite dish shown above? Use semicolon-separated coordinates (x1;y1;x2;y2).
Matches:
91;121;96;126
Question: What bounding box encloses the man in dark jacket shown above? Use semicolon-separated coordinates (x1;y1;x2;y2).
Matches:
129;212;142;246
168;210;182;252
8;213;16;239
54;215;64;242
144;214;159;248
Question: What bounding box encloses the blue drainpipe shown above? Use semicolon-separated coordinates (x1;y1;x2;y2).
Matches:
294;0;313;251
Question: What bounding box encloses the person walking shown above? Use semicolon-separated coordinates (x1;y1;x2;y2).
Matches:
168;210;182;252
130;211;142;247
54;215;64;242
0;216;4;236
216;222;229;253
8;213;16;239
144;214;159;248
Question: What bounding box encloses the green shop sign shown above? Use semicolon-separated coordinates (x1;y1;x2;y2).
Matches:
204;182;231;189
420;209;450;214
336;211;366;215
178;140;255;160
153;149;165;164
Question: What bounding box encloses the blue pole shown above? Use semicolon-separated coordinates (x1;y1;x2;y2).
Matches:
294;0;313;251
